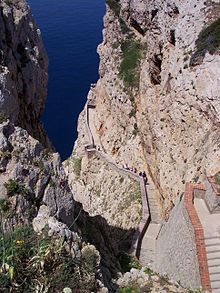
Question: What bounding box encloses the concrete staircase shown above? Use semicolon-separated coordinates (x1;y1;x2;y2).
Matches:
138;183;162;265
147;193;161;224
205;236;220;293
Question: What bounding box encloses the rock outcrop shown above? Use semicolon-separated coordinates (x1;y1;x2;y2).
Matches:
0;0;49;146
0;121;74;229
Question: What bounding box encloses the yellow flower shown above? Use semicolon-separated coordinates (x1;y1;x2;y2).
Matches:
14;240;24;245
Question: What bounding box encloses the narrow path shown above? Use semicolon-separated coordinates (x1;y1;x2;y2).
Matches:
84;96;161;259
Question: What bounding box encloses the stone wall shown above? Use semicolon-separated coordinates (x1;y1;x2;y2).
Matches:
154;199;201;288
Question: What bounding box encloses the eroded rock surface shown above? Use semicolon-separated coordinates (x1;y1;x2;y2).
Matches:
0;0;49;146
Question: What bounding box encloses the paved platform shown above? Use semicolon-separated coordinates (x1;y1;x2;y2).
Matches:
194;198;220;237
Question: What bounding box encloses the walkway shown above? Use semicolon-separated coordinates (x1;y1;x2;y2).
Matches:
84;94;162;259
195;198;220;293
85;90;219;290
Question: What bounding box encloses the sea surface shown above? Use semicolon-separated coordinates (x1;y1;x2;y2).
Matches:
28;0;105;160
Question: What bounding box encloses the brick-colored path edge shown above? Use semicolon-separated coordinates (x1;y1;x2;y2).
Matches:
184;182;212;292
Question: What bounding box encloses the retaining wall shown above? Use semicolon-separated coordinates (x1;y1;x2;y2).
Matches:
154;199;201;288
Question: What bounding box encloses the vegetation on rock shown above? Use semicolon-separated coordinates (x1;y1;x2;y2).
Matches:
0;112;9;124
214;172;220;192
72;157;82;177
0;225;99;293
191;17;220;65
106;0;121;17
119;40;145;88
4;179;29;197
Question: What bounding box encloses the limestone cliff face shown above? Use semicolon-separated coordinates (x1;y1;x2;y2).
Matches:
0;0;49;146
68;0;220;218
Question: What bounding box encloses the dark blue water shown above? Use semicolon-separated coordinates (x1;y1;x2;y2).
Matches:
28;0;105;160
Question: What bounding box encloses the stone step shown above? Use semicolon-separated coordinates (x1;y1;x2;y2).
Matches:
210;273;220;282
207;251;220;260
208;258;220;267
209;266;220;274
149;204;159;208
206;245;220;254
205;237;220;247
211;280;220;290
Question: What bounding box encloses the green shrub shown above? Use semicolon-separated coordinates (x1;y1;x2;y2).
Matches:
144;267;154;275
119;286;138;293
0;198;10;216
106;0;121;16
191;17;220;65
127;181;141;204
0;112;9;124
129;107;137;119
4;0;11;5
119;18;131;34
81;244;100;274
112;42;120;49
132;123;139;137
119;40;145;88
73;157;82;177
4;179;29;196
118;252;141;273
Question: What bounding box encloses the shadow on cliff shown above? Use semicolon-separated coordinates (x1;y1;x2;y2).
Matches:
73;201;136;288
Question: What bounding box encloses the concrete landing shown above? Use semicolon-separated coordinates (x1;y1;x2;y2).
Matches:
194;198;220;237
139;223;161;265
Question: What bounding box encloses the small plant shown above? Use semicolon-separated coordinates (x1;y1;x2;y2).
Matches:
4;0;11;6
190;289;206;293
214;172;220;192
132;123;139;137
129;107;137;119
4;179;29;196
112;42;120;49
0;198;10;216
0;112;9;124
81;244;100;274
73;157;82;177
119;286;138;293
128;181;141;204
118;252;141;273
119;18;131;34
144;267;154;275
106;0;121;16
191;17;220;65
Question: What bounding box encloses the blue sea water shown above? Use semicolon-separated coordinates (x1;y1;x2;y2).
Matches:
28;0;105;160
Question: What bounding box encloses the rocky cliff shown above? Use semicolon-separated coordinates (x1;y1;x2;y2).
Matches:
0;2;118;291
1;0;220;291
68;0;220;220
0;0;49;146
